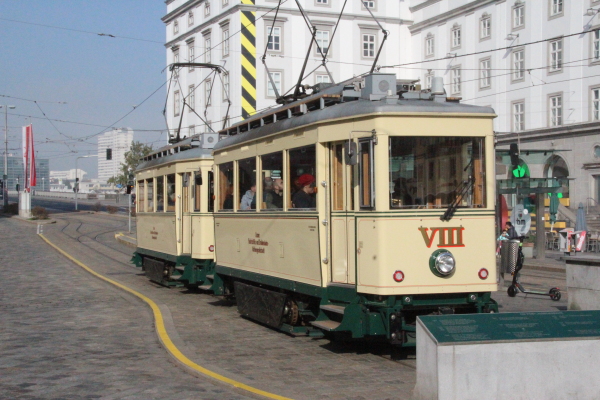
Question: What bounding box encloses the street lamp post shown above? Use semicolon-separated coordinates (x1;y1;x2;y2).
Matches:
75;155;98;211
42;177;45;192
1;105;15;209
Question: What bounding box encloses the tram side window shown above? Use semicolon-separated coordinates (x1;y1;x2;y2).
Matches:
146;179;154;212
208;171;214;212
157;176;165;211
166;174;176;212
261;152;283;210
359;139;375;209
137;181;145;212
388;136;486;209
182;173;190;213
289;145;316;210
194;171;201;212
238;157;257;211
219;162;234;211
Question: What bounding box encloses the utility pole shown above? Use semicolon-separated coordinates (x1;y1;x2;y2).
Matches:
75;155;98;211
2;105;15;209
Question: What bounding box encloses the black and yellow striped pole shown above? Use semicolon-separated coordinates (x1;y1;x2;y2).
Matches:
240;0;256;119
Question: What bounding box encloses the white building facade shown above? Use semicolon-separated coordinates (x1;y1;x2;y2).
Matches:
50;169;87;181
163;0;600;208
163;0;412;140
409;0;600;208
97;128;134;183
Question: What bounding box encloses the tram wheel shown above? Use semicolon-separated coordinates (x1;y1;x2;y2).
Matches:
283;300;299;326
507;285;517;297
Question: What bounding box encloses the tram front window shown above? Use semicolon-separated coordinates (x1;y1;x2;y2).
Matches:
389;137;485;209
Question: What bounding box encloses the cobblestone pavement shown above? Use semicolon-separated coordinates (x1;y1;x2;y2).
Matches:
0;216;250;400
0;213;571;400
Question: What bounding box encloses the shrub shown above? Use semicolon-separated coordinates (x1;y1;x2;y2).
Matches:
106;205;119;214
92;201;102;212
32;206;49;219
2;203;18;215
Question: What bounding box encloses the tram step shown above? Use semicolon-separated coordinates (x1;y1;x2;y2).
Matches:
199;284;212;290
311;320;341;331
320;304;346;315
175;266;185;272
206;274;214;280
170;274;182;280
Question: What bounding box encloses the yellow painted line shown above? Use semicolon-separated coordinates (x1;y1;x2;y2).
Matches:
38;234;293;400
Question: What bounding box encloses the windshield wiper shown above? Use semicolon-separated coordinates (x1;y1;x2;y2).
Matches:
440;177;474;222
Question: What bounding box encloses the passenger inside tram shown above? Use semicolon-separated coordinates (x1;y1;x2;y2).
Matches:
292;174;316;209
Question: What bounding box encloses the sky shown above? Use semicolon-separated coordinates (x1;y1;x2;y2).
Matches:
1;0;169;178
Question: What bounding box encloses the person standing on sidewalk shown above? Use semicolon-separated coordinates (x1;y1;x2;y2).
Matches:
505;222;520;240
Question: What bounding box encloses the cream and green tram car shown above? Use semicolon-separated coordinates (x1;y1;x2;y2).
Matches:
211;74;498;346
132;135;217;288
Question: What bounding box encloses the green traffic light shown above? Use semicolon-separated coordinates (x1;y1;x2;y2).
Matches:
512;165;526;178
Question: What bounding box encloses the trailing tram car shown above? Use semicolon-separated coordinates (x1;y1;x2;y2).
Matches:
210;73;499;346
132;134;217;288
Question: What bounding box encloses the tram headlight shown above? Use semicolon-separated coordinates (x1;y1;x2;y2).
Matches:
429;250;456;277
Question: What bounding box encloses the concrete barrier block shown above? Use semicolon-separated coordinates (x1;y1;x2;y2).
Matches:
414;312;600;400
566;257;600;310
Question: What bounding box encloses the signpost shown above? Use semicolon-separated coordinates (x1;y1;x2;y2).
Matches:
510;204;531;237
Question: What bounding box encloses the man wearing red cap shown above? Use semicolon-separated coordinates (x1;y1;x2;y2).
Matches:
292;173;316;209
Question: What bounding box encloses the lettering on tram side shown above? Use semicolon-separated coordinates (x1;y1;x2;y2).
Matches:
150;227;158;240
418;226;465;248
248;232;269;254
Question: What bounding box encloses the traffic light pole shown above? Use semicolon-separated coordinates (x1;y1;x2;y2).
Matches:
128;193;131;233
75;154;98;211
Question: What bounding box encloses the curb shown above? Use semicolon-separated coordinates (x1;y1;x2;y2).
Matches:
115;232;137;248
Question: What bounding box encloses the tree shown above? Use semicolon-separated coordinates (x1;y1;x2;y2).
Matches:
107;141;153;187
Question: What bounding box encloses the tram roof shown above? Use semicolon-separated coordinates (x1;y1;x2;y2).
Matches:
136;134;213;172
214;77;495;152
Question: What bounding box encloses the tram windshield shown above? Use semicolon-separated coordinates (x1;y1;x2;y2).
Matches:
389;136;485;209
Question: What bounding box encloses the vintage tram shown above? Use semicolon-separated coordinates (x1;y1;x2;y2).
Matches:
132;134;217;288
133;73;499;346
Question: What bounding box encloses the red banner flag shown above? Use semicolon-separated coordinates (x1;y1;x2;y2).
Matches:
22;124;36;190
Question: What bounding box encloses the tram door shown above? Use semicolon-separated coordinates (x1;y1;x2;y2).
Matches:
179;172;192;255
329;142;356;284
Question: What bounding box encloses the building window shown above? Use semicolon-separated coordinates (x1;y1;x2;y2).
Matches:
513;4;525;29
316;74;330;84
188;85;195;110
592;87;600;121
425;71;434;89
315;30;330;55
188;11;194;26
550;0;563;17
173;20;179;35
451;66;461;94
174;90;181;116
593;29;600;63
549;38;563;72
205;36;211;63
513;101;525;131
425;33;434;57
549;94;563;126
222;28;230;57
267;26;281;52
451;25;461;49
223;0;229;6
316;0;328;4
205;1;211;16
173;48;180;77
222;72;229;100
188;42;195;70
479;58;491;89
362;33;376;58
512;48;525;81
205;79;212;106
480;14;491;40
189;125;195;137
362;1;375;9
267;71;282;97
